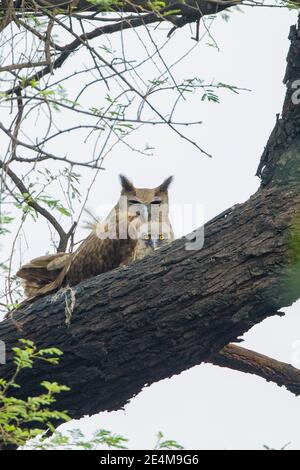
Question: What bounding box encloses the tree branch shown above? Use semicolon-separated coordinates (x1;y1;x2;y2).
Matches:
0;159;76;251
210;344;300;396
3;1;239;96
0;121;106;169
4;14;164;96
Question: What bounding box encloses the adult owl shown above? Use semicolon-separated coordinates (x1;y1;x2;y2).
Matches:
17;175;174;300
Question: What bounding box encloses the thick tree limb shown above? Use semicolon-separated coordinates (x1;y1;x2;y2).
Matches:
1;9;300;447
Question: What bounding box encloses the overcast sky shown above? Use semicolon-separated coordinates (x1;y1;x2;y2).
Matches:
2;3;300;450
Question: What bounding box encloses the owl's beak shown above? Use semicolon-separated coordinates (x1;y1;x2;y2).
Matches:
145;238;153;248
145;238;158;249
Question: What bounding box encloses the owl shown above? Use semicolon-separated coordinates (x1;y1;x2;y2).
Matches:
17;175;174;300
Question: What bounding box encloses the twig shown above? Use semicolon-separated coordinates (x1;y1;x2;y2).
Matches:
11;88;23;160
0;121;105;169
0;158;75;251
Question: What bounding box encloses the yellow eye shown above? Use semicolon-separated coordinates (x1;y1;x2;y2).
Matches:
159;234;165;240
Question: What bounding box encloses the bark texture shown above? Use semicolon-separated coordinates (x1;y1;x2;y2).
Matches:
1;13;300;436
211;344;300;396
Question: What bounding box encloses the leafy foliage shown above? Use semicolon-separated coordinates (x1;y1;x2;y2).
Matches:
154;431;184;450
26;429;183;450
0;339;70;447
0;214;14;236
28;428;129;450
0;339;183;450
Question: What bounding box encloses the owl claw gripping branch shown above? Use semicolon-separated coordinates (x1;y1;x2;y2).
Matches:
16;175;174;301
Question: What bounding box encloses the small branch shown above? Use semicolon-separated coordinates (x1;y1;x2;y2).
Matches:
0;121;105;169
45;18;55;73
0;159;75;252
4;14;164;96
2;1;236;96
0;61;49;73
11;89;24;160
45;11;211;156
17;18;65;51
210;344;300;396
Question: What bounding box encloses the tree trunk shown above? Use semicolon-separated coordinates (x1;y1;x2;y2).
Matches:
1;13;300;446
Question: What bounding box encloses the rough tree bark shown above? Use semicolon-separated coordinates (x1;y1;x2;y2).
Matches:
1;13;300;447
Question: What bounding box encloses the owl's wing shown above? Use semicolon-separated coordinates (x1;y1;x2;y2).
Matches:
17;215;141;300
16;252;72;299
65;232;136;286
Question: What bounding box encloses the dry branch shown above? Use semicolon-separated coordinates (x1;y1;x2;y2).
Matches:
211;344;300;396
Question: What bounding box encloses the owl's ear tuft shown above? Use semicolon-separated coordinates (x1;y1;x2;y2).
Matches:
119;174;135;193
156;176;174;193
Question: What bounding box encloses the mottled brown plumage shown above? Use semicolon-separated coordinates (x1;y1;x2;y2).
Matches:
16;175;174;300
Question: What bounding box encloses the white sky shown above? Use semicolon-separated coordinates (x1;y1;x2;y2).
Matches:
2;4;300;450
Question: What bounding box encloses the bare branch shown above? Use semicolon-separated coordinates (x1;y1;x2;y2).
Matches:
0;121;105;169
210;344;300;396
0;159;75;251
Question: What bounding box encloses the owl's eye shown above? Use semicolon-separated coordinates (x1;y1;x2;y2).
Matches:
128;199;140;205
143;233;151;240
151;199;162;205
159;234;165;240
